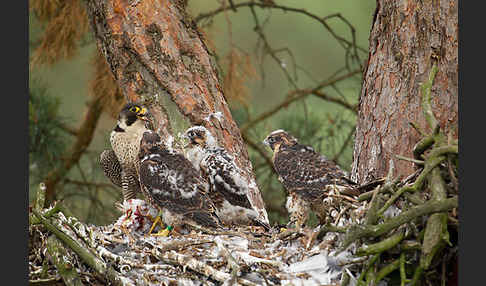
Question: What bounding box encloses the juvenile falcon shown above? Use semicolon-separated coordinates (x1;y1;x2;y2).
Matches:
263;129;359;228
184;126;270;229
102;103;151;201
138;130;222;230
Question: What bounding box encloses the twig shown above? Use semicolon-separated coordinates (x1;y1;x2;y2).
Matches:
29;277;62;285
153;250;258;286
357;179;395;202
409;265;424;286
241;132;274;173
63;179;119;190
332;126;355;163
356;229;405;256
375;258;400;283
339;196;457;250
420;64;439;130
316;224;346;241
194;2;368;54
44;96;104;204
240;69;360;133
249;6;299;89
59;123;79;136
377;155;446;217
46;235;84;286
395;154;424;165
363;185;383;226
357;253;379;286
310;90;358;112
32;210;123;286
420;167;451;270
413;133;436;160
400;252;407;286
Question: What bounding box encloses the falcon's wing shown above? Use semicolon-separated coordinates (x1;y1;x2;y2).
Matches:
100;149;142;200
100;149;122;188
274;144;358;197
201;149;253;209
139;150;220;228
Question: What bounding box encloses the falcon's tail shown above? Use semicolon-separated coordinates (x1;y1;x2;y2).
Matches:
189;211;222;229
251;217;272;231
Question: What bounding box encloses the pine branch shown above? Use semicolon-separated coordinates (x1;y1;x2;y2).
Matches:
44;96;104;204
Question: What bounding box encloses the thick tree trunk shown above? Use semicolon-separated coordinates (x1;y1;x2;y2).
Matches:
85;0;269;223
351;0;458;183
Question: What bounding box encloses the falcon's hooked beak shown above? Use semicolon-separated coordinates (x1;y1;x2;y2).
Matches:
136;107;152;123
262;137;270;147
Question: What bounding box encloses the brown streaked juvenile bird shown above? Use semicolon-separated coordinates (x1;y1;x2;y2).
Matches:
184;126;270;230
138;130;222;231
101;103;151;201
263;129;360;229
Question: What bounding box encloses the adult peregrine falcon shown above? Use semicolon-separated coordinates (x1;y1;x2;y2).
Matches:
138;130;222;230
184;126;270;229
100;103;151;201
263;129;359;228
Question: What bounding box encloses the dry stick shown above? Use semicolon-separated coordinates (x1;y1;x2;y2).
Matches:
32;210;123;286
358;179;397;202
240;69;360;133
29;277;62;285
339;196;457;251
316;224;346;241
156;239;214;252
366;160;395;220
395;154;424;165
214;237;240;284
46;235;84;286
153;250;258;286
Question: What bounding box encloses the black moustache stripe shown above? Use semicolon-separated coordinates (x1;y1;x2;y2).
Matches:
126;115;137;126
114;125;125;132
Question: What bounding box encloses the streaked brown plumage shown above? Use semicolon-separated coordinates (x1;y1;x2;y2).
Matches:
184;126;270;229
263;129;359;228
138;130;222;229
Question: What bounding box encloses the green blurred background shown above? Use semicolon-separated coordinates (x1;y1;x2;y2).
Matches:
29;0;376;226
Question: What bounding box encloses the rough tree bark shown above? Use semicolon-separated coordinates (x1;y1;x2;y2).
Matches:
351;0;458;183
84;0;269;223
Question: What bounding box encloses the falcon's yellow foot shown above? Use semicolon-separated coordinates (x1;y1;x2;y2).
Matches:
280;227;288;233
152;225;174;237
146;210;165;235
